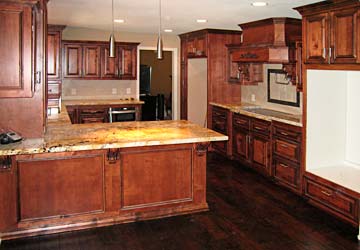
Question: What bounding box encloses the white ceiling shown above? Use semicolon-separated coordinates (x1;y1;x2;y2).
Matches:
48;0;322;35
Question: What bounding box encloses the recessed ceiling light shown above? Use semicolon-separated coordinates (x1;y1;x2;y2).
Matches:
196;19;207;23
164;29;173;33
251;2;268;7
114;19;125;23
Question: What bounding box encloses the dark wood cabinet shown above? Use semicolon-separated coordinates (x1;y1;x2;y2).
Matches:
78;107;108;124
179;30;243;120
0;156;18;232
101;47;119;78
211;106;229;156
0;2;34;98
272;121;302;193
295;1;360;65
47;25;65;113
232;114;271;176
64;41;139;80
17;152;106;221
83;45;101;78
118;45;137;79
304;175;359;225
63;43;83;78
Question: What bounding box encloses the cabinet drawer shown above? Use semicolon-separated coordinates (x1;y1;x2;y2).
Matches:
80;109;106;115
273;139;300;162
273;122;302;142
213;141;227;154
251;119;271;136
304;178;358;220
79;115;106;124
212;107;227;119
212;119;227;133
233;114;250;130
273;158;299;189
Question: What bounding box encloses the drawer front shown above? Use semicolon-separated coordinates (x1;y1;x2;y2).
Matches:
212;118;227;133
212;107;227;119
273;158;299;189
273;123;302;142
251;119;271;136
305;178;358;220
273;139;300;162
80;116;106;124
233;114;250;130
80;109;107;115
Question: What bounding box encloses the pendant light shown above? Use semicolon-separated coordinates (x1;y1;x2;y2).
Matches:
156;0;163;60
109;0;116;58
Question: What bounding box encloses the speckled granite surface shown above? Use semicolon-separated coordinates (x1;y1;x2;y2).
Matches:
63;99;144;106
210;102;302;127
0;120;228;156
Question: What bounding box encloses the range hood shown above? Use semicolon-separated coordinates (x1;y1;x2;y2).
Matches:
232;18;302;63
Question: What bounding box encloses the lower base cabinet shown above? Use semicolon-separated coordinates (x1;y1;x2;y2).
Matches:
232;114;271;176
304;174;359;226
0;143;209;240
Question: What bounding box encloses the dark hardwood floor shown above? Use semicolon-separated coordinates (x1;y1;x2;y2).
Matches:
2;153;359;250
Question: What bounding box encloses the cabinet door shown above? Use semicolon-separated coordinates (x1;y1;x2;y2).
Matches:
233;127;250;162
0;156;18;232
251;133;271;175
83;45;101;78
63;44;83;78
304;13;329;64
0;3;33;97
101;46;119;78
119;46;137;79
331;8;359;64
47;31;61;80
17;152;105;221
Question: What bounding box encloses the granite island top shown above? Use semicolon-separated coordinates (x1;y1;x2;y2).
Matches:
210;102;302;127
0;120;228;156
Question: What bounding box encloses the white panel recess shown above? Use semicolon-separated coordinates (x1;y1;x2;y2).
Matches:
306;70;360;193
187;58;208;127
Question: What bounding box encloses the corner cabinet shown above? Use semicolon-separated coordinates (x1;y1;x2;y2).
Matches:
63;41;139;80
295;1;360;64
0;2;36;98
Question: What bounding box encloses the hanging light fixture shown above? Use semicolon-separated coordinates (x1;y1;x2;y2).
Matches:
109;0;116;58
156;0;163;60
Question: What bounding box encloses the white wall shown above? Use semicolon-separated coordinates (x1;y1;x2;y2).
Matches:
345;71;360;165
187;58;207;127
306;70;348;169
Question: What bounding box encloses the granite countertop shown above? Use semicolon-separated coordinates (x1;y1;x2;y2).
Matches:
0;120;228;156
210;102;302;127
62;99;144;106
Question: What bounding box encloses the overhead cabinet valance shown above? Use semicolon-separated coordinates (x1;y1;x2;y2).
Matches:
62;41;139;80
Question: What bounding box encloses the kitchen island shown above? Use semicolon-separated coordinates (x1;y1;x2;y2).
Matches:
0;106;227;241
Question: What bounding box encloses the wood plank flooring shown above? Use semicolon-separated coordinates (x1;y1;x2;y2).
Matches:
1;153;359;250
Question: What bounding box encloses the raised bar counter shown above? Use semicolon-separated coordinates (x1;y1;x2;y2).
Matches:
0;101;228;241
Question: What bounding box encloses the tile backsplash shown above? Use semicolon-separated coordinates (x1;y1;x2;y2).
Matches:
241;64;302;114
62;80;137;100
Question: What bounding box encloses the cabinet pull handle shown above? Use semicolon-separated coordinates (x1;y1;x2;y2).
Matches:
323;48;326;59
279;163;288;168
328;47;332;64
254;126;265;131
321;190;332;197
236;120;247;125
280;132;289;136
280;143;288;148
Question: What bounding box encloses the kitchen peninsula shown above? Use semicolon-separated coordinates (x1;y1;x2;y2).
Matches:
0;104;227;240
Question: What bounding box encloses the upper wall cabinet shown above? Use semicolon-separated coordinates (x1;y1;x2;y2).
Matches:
295;0;360;65
47;25;65;80
0;2;35;98
63;41;139;80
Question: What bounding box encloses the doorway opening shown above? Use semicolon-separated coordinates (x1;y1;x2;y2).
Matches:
139;49;174;121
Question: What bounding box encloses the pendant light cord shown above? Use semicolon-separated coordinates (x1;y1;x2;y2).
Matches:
159;0;162;36
112;0;114;34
